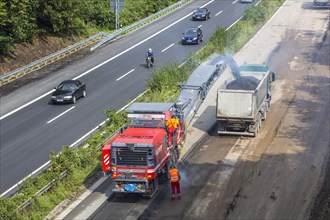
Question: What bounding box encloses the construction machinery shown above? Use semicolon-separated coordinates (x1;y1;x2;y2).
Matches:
216;64;275;137
102;59;226;197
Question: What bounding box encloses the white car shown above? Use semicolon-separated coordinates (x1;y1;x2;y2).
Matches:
241;0;254;3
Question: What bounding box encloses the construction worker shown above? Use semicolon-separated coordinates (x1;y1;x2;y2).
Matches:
166;115;180;132
166;115;180;145
169;165;181;199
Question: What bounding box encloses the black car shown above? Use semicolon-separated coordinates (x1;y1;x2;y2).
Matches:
182;27;203;45
192;8;210;21
313;0;330;8
51;80;86;104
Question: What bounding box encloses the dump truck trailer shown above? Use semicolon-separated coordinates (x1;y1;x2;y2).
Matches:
216;64;275;137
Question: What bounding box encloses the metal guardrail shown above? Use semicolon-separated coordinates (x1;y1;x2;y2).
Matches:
0;0;192;87
0;32;109;86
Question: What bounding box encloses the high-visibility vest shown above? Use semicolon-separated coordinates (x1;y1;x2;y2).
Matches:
169;168;179;182
166;118;180;129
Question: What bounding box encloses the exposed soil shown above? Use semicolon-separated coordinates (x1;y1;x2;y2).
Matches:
0;36;93;97
0;36;81;75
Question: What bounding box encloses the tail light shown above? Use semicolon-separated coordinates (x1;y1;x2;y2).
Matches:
111;166;117;179
147;169;155;180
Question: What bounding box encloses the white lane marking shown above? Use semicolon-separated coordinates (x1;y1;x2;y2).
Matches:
0;91;54;120
226;16;243;30
161;43;175;52
116;69;135;81
0;0;215;121
198;24;202;28
47;106;75;124
232;0;238;4
215;10;223;16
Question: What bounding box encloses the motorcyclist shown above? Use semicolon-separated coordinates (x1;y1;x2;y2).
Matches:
146;48;155;65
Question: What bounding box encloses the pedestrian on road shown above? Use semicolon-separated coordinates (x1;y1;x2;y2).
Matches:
169;165;181;199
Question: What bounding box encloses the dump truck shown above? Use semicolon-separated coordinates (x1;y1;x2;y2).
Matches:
216;64;275;137
102;59;226;198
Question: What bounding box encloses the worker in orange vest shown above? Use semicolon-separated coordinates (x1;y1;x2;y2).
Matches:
169;165;181;199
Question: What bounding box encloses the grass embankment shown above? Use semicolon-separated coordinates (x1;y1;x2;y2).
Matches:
0;0;285;219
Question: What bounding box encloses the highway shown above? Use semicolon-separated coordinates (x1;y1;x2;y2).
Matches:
0;0;259;194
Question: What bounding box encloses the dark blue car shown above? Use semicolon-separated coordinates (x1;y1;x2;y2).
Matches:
182;27;203;45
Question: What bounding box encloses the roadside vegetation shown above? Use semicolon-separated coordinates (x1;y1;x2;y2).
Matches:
0;0;285;219
0;0;178;56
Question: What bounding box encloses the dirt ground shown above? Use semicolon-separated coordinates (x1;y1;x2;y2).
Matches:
0;44;92;97
0;36;81;75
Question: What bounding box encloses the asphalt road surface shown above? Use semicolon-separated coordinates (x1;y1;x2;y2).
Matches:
0;0;258;194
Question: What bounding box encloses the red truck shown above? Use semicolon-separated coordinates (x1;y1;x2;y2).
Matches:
102;59;226;197
102;103;183;197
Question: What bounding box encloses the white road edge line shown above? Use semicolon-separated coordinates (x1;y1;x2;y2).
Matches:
0;90;149;198
161;43;175;52
0;160;50;197
0;90;54;120
0;0;215;122
178;61;187;68
215;10;223;16
232;0;238;4
116;69;135;81
47;106;75;124
226;16;243;30
255;0;261;6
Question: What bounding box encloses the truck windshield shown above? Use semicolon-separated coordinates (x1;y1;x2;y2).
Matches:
127;113;165;128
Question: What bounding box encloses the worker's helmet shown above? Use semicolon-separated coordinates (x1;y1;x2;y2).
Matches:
148;48;152;52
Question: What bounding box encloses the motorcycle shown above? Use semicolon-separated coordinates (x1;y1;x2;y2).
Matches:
146;56;154;68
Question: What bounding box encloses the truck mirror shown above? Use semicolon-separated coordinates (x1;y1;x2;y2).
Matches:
271;72;275;82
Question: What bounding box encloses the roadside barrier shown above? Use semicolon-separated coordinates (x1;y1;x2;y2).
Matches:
0;0;192;86
0;33;108;86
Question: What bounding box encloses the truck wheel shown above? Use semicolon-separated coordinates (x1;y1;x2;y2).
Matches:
218;122;226;132
262;109;267;120
258;113;262;129
253;123;259;137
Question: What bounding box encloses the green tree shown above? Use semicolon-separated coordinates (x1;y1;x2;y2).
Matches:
37;0;86;35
